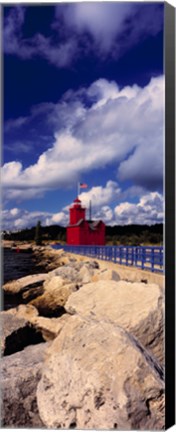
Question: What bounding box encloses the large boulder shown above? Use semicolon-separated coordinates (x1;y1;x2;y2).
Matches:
29;314;71;341
1;304;70;345
1;311;28;355
2;304;38;320
43;275;72;291
0;307;44;356
46;260;99;286
46;266;79;283
30;276;77;317
3;274;47;294
65;280;164;365
37;315;164;430
77;265;95;284
1;343;48;427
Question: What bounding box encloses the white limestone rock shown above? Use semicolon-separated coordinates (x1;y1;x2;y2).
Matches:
37;315;164;430
1;343;49;427
65;280;164;365
3;274;47;294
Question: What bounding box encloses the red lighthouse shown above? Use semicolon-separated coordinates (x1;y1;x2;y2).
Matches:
67;197;105;245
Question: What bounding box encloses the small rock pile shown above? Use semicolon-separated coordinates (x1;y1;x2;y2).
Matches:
1;248;165;429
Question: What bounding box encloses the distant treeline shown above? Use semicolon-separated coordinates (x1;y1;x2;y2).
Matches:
106;224;163;245
4;223;163;245
4;225;66;242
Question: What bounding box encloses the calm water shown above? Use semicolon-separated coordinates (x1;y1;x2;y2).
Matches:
3;248;36;284
2;248;37;310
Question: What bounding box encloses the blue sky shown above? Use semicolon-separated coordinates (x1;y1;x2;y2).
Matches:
2;2;164;230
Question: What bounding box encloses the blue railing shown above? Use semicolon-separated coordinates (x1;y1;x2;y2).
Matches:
52;244;164;273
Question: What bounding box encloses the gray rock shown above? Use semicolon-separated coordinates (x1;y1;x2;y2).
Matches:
1;343;49;427
47;260;99;285
77;265;95;284
1;311;29;355
47;266;79;283
65;280;164;366
30;277;77;317
0;309;44;356
37;315;164;430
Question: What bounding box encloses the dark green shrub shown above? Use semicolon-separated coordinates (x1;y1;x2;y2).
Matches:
35;221;42;245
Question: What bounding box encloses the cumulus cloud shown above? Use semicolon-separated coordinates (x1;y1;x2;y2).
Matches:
67;180;121;225
2;207;68;231
3;180;120;230
2;188;164;231
2;75;164;201
79;181;121;210
114;192;164;225
93;206;114;225
79;185;164;225
2;181;118;231
3;187;47;203
3;3;163;66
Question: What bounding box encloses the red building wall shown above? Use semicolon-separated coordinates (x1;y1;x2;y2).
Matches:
67;221;105;245
67;226;81;245
67;198;105;245
87;222;105;245
69;198;86;225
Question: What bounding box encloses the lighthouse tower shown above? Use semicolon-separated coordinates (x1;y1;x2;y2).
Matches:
67;197;105;246
69;198;86;225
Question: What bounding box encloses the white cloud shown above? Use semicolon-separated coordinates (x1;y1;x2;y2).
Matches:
59;3;135;54
114;192;164;225
2;162;23;185
79;181;121;210
32;34;78;68
2;189;164;231
3;4;163;66
93;206;114;225
3;188;47;202
57;3;163;57
2;208;68;231
50;212;68;225
3;6;78;67
2;75;164;201
10;208;20;216
2;181;119;231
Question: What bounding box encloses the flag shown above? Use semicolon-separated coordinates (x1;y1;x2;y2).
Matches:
80;183;88;188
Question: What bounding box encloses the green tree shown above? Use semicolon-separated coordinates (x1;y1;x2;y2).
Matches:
35;220;42;245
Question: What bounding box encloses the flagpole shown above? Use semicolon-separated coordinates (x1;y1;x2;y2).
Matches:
89;200;92;221
77;182;80;197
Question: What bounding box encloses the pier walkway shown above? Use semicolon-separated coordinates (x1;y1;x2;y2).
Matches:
52;245;164;274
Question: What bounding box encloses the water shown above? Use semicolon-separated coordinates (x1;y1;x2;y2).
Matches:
2;248;38;310
3;248;36;284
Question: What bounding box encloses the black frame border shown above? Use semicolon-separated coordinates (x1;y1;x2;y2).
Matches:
165;2;175;429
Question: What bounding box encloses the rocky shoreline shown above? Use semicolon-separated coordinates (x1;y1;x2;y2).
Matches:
1;243;165;429
2;243;68;309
